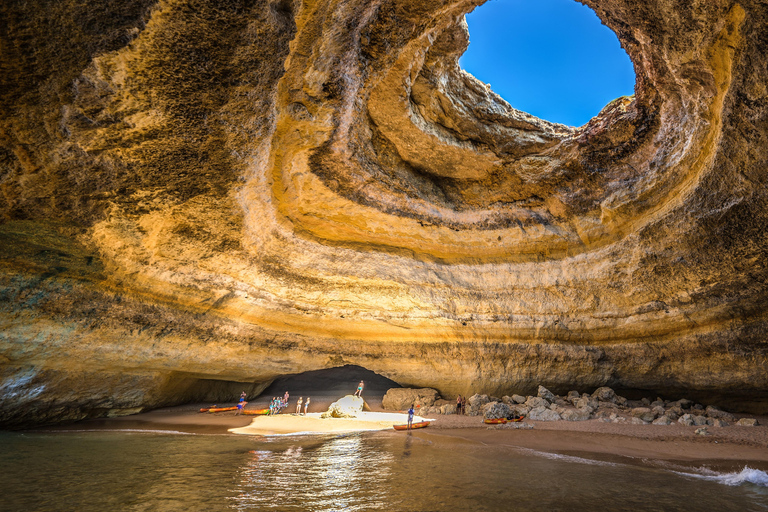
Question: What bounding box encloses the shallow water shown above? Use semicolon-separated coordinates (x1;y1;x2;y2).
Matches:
0;430;766;512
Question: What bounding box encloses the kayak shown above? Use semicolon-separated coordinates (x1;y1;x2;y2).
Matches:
393;421;430;430
484;415;525;424
199;406;238;413
242;408;270;415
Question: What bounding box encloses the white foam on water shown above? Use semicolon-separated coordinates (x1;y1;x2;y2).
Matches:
514;446;622;468
39;428;198;436
674;466;768;487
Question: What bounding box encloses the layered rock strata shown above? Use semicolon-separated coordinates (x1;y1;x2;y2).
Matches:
2;0;768;427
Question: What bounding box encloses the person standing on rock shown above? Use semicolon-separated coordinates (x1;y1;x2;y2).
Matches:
407;404;415;429
354;381;364;397
295;397;303;415
304;397;310;415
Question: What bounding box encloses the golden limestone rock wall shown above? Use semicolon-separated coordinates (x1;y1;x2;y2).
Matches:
1;0;767;427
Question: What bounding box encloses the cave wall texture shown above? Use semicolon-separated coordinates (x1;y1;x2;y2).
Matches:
1;0;768;427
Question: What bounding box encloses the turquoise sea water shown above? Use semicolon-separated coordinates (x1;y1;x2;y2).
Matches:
0;430;766;511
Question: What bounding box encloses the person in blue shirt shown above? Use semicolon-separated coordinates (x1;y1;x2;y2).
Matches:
407;404;415;429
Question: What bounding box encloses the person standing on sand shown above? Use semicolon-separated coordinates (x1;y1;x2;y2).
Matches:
407;404;415;429
456;395;462;415
461;396;466;415
236;401;247;415
295;397;303;415
240;391;247;402
354;380;364;397
304;397;310;415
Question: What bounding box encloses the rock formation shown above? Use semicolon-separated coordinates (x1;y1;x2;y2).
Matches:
1;0;768;427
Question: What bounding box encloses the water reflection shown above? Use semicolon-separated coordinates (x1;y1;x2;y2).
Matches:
231;434;394;511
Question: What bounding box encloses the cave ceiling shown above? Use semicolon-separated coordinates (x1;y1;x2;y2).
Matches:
1;0;768;426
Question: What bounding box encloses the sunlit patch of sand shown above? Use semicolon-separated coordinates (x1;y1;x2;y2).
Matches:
229;411;434;436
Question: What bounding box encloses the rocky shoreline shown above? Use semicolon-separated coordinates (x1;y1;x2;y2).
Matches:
386;385;761;432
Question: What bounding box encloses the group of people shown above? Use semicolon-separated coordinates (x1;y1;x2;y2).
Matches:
264;391;311;415
456;395;467;415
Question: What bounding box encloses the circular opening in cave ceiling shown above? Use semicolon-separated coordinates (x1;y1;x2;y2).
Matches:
460;0;636;126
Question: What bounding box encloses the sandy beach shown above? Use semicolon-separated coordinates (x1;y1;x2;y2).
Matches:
45;395;768;471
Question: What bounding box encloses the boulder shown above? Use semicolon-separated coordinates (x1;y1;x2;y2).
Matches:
652;415;672;425
666;405;684;418
678;414;694;426
591;386;617;403
692;415;708;426
320;395;364;418
670;399;693;409
559;407;591;421
510;404;531;417
631;407;657;423
736;418;759;426
527;406;561;421
710;418;728;427
705;405;735;422
630;417;649;425
640;397;651;406
695;427;709;436
525;396;550;409
382;388;439;411
483;402;511;420
537;385;557;402
511;394;527;404
651;405;666;418
468;394;491;408
614;395;628;406
651;400;666;409
566;390;581;404
576;395;598;410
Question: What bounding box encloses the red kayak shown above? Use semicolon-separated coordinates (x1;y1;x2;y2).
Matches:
199;406;238;413
242;408;270;415
393;421;430;430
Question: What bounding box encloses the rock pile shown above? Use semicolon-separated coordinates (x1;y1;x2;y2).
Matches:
391;385;760;427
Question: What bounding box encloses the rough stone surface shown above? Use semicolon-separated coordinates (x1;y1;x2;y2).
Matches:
525;396;551;409
483;402;511;420
559;407;592;421
382;387;439;411
321;395;364;418
528;406;561;421
2;0;768;427
736;418;760;426
537;385;557;403
592;387;617;403
631;407;657;423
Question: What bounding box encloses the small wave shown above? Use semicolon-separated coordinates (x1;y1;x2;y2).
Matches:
675;467;768;487
37;428;198;436
514;446;621;468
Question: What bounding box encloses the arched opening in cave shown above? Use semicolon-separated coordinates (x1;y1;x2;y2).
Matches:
460;0;636;126
255;365;402;410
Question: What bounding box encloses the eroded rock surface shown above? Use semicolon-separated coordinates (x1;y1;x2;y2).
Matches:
2;0;768;427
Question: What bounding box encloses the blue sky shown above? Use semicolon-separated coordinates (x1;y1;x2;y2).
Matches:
459;0;636;127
